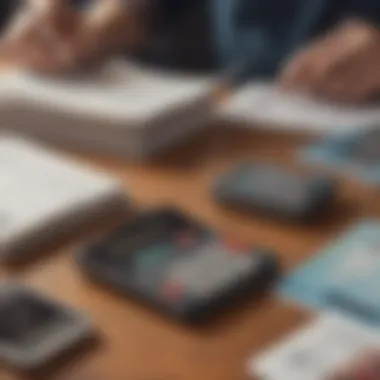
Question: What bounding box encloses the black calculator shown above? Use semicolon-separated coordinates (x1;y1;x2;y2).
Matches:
213;162;336;222
77;209;279;324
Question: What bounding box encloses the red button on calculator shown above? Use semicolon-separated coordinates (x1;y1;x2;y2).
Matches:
161;281;184;302
175;230;198;250
222;238;249;254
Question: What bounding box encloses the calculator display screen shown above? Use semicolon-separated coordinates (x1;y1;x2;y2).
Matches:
92;211;205;269
231;166;309;207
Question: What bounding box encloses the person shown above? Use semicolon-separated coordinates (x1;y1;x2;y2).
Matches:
1;0;380;103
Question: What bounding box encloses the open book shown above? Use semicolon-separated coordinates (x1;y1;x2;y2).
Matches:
0;62;215;158
219;83;380;134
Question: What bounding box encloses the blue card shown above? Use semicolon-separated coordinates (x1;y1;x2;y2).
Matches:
301;128;380;184
279;220;380;326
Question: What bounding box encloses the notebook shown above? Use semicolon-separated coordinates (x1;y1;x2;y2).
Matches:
0;135;126;262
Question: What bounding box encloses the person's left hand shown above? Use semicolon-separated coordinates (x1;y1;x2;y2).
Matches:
279;19;380;103
1;0;81;73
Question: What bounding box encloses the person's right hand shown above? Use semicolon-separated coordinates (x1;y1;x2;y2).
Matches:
1;0;81;73
279;19;380;104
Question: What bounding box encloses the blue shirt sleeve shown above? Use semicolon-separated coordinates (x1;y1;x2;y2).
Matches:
349;0;380;25
155;0;200;27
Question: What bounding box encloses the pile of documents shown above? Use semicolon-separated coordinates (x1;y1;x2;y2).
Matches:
0;60;379;158
0;62;215;158
0;135;126;263
250;314;380;380
219;83;380;134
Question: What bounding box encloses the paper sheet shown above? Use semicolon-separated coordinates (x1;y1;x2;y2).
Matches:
0;61;214;121
300;128;380;185
278;220;380;325
0;61;214;157
0;135;123;255
220;83;380;134
250;314;380;380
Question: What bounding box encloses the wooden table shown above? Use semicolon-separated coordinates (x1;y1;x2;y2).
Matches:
2;126;380;380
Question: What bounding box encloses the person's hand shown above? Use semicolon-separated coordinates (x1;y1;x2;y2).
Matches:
1;0;81;73
70;0;145;70
279;19;380;103
1;0;145;74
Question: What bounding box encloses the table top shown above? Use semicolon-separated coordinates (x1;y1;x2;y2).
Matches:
3;126;380;380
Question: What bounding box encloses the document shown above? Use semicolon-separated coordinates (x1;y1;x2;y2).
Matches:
250;313;380;380
0;61;214;157
0;135;125;261
220;83;380;134
2;61;214;120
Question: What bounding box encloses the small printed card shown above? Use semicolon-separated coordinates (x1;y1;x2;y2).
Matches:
249;314;380;380
301;128;380;184
278;220;380;326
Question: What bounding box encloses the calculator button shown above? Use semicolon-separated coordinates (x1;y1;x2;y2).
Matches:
175;230;198;250
222;238;249;254
167;243;259;297
161;281;184;302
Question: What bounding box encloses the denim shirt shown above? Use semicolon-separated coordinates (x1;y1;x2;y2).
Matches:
211;0;330;76
0;0;379;78
158;0;380;78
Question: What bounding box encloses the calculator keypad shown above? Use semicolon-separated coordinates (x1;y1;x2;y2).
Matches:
80;209;278;322
165;241;259;298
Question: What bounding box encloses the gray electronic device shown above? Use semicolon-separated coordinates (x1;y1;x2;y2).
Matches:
0;283;92;369
213;162;336;222
77;209;279;324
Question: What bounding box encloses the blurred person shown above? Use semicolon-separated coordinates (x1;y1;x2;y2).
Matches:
1;0;380;103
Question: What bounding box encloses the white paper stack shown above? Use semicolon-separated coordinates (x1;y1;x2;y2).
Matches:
219;83;380;135
0;135;126;262
0;62;215;158
249;314;380;380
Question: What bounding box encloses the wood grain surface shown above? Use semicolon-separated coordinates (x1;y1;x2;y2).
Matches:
2;126;379;380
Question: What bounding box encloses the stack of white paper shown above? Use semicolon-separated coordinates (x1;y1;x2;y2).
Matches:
0;62;214;158
0;135;126;262
219;83;380;134
249;314;380;380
